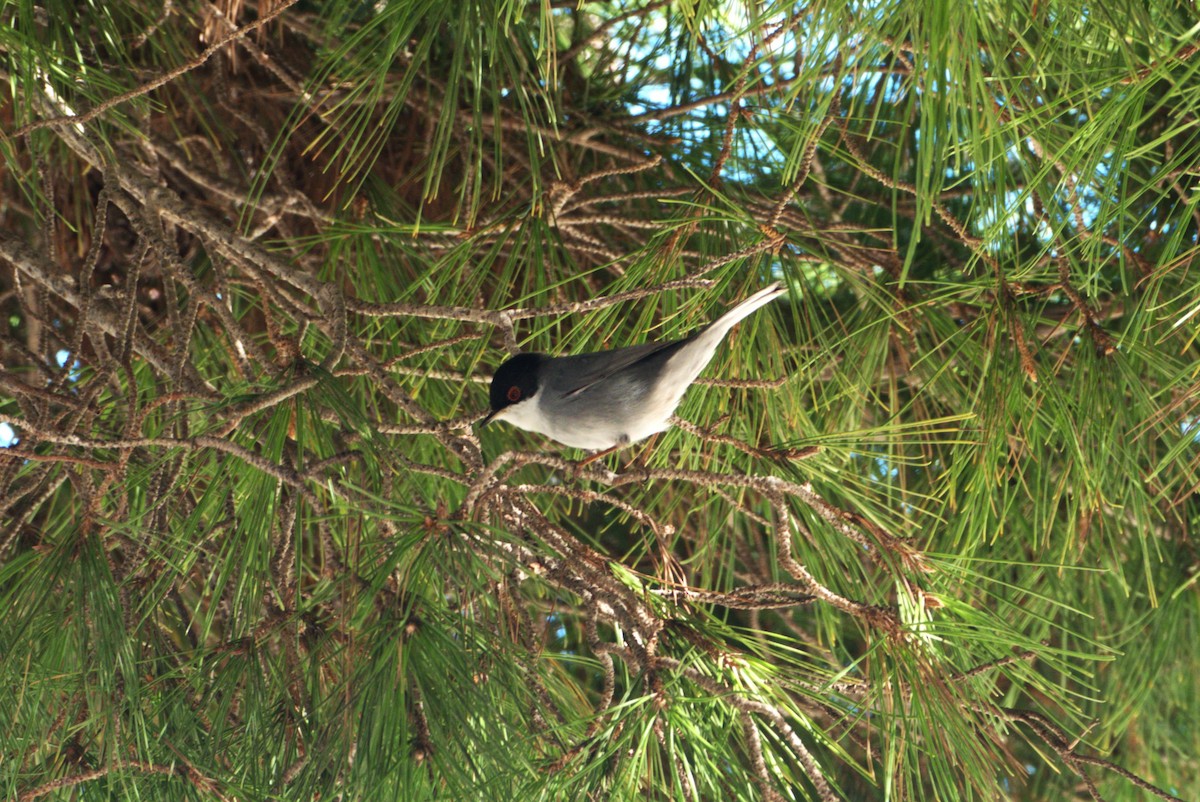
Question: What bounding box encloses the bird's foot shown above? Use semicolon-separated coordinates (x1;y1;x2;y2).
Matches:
573;444;621;475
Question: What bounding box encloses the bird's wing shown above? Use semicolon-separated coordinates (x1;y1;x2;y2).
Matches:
557;339;690;398
553;283;785;401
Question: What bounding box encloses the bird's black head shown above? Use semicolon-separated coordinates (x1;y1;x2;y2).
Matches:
483;352;543;425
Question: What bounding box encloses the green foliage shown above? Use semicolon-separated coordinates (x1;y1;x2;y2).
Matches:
1;0;1197;800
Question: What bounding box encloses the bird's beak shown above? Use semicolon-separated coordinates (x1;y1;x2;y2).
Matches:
479;409;501;427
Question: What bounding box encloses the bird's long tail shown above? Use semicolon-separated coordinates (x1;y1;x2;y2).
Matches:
702;281;787;342
650;281;787;415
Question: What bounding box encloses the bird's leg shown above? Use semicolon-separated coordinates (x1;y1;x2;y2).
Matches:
577;444;621;468
574;434;634;472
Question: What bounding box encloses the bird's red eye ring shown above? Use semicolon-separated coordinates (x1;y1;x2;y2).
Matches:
506;386;522;402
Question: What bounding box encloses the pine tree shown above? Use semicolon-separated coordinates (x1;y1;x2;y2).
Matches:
1;1;1196;799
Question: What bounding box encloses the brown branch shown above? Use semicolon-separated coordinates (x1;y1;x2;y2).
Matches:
12;0;301;138
1002;708;1186;802
17;759;219;801
1118;43;1198;85
0;420;309;490
0;231;202;385
560;0;672;61
654;583;816;609
350;276;717;328
660;654;840;802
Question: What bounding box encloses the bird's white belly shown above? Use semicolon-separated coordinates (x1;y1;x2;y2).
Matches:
502;393;671;451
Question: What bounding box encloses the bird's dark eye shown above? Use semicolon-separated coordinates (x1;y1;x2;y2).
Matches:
507;386;522;403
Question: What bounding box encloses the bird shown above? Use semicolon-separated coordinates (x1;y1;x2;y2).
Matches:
481;282;786;456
